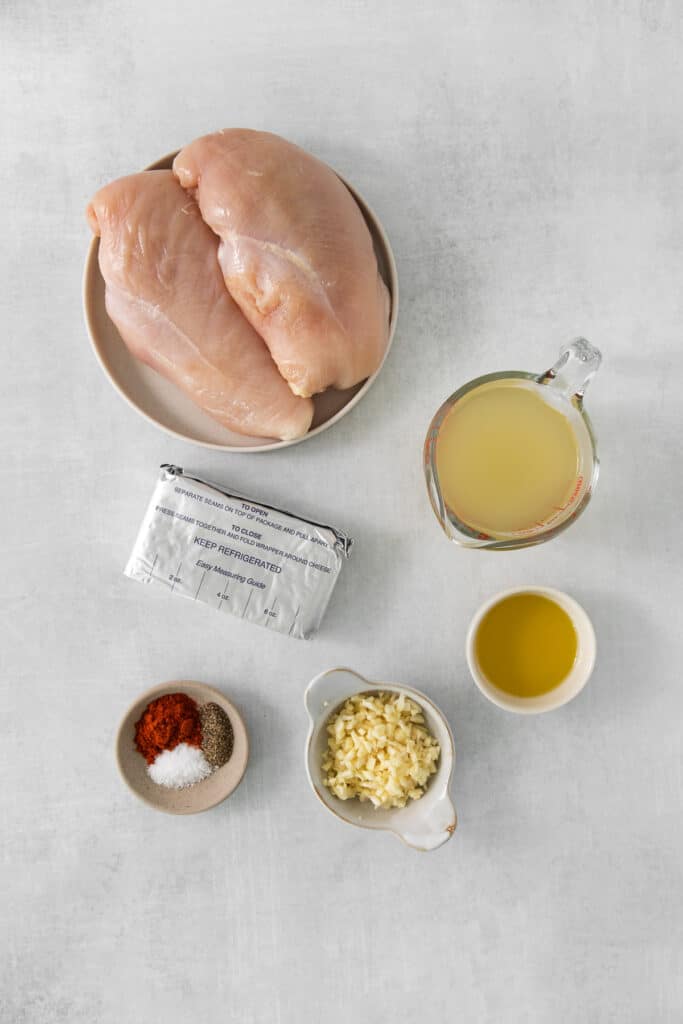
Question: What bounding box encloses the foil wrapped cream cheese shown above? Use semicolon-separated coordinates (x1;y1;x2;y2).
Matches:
125;466;351;639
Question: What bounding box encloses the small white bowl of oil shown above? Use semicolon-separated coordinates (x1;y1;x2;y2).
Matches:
466;586;597;714
304;667;457;852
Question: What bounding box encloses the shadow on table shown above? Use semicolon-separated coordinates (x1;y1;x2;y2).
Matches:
572;587;659;715
429;588;659;854
209;687;289;811
322;519;406;646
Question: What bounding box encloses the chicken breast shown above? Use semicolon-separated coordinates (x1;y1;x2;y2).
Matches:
173;130;391;398
86;170;313;440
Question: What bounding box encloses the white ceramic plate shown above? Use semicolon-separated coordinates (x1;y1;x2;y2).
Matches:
83;152;399;452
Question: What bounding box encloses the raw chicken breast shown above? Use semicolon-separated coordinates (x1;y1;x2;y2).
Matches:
86;170;313;440
173;130;391;398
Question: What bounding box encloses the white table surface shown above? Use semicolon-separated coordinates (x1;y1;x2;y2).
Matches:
3;2;682;1021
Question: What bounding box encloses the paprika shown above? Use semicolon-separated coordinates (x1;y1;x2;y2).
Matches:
134;692;203;764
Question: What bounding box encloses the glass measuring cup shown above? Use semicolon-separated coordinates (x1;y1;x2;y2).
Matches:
423;338;602;550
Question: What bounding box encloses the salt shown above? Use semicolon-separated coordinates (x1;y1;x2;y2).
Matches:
147;743;213;789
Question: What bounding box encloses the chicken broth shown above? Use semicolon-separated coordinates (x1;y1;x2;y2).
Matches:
434;380;581;537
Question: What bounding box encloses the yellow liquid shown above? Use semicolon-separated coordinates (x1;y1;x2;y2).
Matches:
435;380;581;536
475;593;578;698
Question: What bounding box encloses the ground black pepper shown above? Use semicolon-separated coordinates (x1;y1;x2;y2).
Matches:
199;703;234;768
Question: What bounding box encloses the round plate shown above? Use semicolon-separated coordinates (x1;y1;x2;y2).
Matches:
116;680;249;814
83;151;399;452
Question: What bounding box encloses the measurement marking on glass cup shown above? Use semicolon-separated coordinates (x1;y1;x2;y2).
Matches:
552;476;584;515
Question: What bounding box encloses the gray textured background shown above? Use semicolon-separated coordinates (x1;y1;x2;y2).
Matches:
2;1;682;1021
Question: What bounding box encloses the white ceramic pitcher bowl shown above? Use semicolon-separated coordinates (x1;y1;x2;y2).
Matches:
304;667;457;852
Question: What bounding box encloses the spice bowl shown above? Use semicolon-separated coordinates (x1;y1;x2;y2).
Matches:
304;667;457;852
116;681;249;814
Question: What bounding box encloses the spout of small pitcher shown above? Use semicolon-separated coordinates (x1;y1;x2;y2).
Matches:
392;794;458;852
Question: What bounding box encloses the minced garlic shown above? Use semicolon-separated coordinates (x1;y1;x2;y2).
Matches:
321;692;440;809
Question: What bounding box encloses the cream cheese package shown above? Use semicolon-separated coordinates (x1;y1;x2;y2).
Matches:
125;465;352;639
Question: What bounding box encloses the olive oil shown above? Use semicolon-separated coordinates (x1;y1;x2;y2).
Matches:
475;592;578;698
435;380;581;537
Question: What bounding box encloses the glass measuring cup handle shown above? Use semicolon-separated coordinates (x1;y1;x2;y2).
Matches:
538;338;602;404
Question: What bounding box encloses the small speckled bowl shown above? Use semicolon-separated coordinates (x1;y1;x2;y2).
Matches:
116;681;248;814
305;667;457;852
